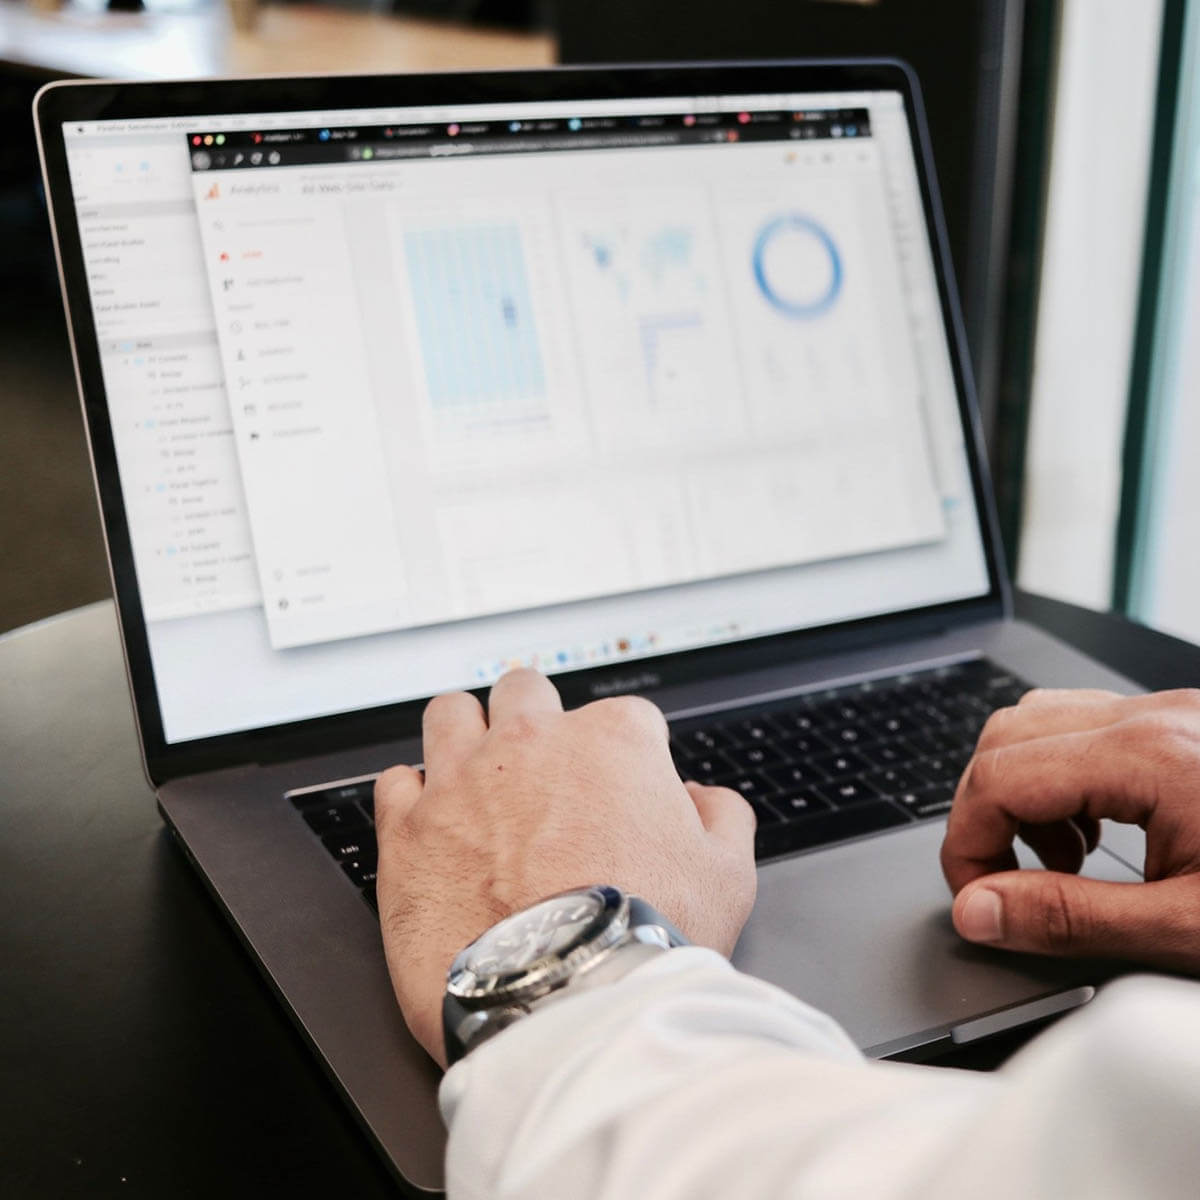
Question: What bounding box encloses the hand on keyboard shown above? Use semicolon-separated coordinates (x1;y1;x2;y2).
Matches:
372;669;757;1067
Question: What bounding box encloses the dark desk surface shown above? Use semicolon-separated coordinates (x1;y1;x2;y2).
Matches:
4;595;1198;1197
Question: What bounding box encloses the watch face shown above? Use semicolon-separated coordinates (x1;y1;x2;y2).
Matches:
449;885;625;1004
467;892;604;976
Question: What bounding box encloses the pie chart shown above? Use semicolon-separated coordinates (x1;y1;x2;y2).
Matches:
752;214;843;318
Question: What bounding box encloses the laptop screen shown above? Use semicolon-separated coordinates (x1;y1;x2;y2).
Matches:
62;86;989;745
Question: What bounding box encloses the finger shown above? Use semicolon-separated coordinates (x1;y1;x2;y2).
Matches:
942;720;1171;893
685;781;756;854
486;668;563;726
1016;687;1123;707
952;871;1200;973
952;759;1100;858
374;764;424;842
974;692;1122;756
976;688;1192;756
421;691;487;780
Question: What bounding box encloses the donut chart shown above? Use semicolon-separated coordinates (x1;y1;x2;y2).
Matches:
752;214;843;319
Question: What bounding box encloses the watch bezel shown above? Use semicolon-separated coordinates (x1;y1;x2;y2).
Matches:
446;884;629;1009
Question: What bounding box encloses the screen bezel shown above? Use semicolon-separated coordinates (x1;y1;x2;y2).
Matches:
35;60;1009;785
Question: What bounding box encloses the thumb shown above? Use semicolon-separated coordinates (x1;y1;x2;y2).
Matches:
952;870;1200;972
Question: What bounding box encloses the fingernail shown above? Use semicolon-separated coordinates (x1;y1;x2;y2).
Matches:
959;888;1004;943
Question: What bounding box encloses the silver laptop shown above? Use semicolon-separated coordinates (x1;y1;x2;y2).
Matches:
36;61;1143;1194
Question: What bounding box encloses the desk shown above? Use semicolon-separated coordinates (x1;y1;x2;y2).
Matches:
3;595;1198;1197
0;0;556;80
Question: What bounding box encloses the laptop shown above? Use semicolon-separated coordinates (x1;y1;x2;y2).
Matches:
35;61;1145;1194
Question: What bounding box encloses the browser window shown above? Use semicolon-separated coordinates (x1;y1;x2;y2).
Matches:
64;91;988;742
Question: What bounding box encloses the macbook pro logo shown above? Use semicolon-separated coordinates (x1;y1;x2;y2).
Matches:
589;672;662;697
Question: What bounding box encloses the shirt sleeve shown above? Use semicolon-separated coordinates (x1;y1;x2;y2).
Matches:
438;946;1200;1200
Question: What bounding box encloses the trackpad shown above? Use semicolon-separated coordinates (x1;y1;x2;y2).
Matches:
732;819;1141;1056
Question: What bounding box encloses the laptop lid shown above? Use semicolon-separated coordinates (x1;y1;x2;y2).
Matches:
35;61;1005;787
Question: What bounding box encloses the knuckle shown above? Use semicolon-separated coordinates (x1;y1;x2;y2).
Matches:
975;705;1016;752
1119;713;1199;761
590;694;665;733
1163;687;1200;712
965;745;1006;796
503;711;547;746
1017;687;1051;707
374;764;421;816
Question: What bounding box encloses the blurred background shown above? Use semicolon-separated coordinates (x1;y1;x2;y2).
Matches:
2;0;1195;644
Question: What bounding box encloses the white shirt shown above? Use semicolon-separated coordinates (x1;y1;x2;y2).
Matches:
440;948;1200;1199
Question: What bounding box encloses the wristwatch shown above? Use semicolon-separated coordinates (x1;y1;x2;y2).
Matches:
442;884;690;1065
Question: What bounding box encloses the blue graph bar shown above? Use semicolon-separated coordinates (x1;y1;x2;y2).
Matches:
404;226;546;408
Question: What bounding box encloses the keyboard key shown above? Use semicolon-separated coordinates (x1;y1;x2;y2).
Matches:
764;762;829;790
910;701;952;725
290;781;374;810
773;790;832;819
867;712;920;738
322;829;377;861
303;803;368;835
726;743;783;771
813;778;882;808
825;722;870;747
956;712;989;739
811;749;872;780
678;753;734;783
715;772;775;800
677;726;733;753
735;718;775;744
894;783;956;819
943;690;994;716
904;730;962;757
913;755;965;784
341;854;378;889
754;801;912;860
861;740;914;768
864;767;922;796
777;729;834;758
747;796;787;827
769;707;820;735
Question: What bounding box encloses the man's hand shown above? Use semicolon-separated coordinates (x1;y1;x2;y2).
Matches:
374;669;757;1067
941;687;1200;970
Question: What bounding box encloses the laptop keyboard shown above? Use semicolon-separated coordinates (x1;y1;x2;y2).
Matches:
287;657;1030;914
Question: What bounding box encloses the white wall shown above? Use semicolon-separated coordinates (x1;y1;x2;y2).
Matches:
1132;0;1200;646
1017;0;1164;608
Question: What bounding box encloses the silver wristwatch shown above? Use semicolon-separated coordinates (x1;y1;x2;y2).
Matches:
442;884;690;1065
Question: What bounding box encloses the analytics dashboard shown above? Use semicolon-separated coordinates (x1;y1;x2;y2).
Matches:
64;89;989;742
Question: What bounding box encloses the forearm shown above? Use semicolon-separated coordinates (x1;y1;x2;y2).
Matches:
440;952;1200;1200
